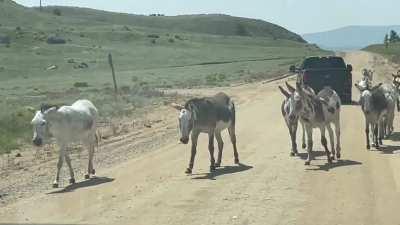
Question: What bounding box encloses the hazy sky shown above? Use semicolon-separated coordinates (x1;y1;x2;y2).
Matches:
15;0;400;34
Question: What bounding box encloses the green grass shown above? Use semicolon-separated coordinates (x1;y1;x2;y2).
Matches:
0;0;330;154
363;43;400;64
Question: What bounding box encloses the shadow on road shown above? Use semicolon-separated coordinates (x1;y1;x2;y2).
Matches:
306;159;362;171
192;163;253;180
296;151;327;160
379;144;400;154
47;177;114;194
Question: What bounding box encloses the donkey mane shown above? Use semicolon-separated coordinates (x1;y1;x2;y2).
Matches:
40;103;61;113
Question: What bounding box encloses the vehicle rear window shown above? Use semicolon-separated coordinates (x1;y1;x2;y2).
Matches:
302;57;346;69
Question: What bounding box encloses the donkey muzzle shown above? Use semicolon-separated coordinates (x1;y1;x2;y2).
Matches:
33;137;43;146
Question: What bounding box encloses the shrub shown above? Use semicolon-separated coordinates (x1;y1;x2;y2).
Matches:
168;38;175;43
53;8;61;16
147;34;160;39
73;82;89;88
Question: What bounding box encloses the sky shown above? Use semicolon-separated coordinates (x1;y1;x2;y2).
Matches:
14;0;400;34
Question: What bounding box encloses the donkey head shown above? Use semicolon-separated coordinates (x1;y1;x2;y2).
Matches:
31;103;59;146
171;102;196;144
355;79;370;92
359;83;382;114
392;72;400;90
280;82;306;121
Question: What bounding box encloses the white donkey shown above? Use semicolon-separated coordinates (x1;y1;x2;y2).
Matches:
31;99;98;188
288;82;341;165
278;82;314;156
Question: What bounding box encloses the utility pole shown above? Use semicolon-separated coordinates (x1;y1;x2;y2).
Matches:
39;0;42;11
108;53;118;94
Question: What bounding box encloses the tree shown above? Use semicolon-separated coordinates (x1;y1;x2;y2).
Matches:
384;34;389;48
389;30;400;43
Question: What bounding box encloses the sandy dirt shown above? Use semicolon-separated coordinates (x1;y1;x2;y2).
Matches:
1;51;400;225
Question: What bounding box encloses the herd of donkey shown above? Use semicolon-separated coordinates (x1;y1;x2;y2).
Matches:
29;69;400;188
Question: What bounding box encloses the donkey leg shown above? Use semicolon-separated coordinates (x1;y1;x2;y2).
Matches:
366;122;370;150
85;142;95;179
301;121;307;149
335;121;341;159
208;131;216;172
320;127;332;164
228;125;239;164
373;124;379;149
290;122;299;156
64;152;75;184
327;124;335;160
215;131;223;167
53;146;66;188
186;131;199;174
305;127;313;165
378;121;384;146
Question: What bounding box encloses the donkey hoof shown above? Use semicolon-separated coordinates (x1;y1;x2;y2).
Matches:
215;163;221;168
84;174;90;179
366;145;371;150
302;143;307;149
91;169;96;175
290;152;296;157
69;178;76;184
185;168;192;174
52;183;59;188
336;153;341;159
210;165;216;172
234;158;240;164
304;161;310;166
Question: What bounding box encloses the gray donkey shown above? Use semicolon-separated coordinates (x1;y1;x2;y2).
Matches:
172;92;239;174
286;82;342;165
356;83;389;149
278;82;314;156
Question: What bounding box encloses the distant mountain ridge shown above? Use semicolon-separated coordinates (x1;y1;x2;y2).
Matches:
303;25;400;50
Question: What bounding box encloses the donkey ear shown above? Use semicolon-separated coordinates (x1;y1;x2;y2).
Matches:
278;86;290;98
171;103;184;111
371;83;383;91
285;81;296;93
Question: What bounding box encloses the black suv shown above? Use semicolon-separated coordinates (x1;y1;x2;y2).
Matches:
290;56;353;104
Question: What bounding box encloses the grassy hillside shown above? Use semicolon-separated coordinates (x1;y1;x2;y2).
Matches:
38;6;305;42
364;43;400;64
0;0;329;153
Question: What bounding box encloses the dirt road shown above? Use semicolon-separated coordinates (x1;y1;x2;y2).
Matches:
2;51;400;225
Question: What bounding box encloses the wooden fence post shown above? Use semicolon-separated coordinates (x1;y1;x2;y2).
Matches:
108;53;118;94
